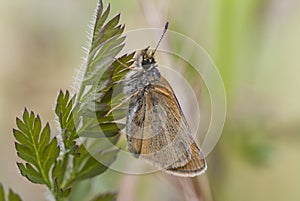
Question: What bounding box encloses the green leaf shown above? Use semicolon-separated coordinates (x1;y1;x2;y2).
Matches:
15;143;37;167
75;157;108;181
55;90;79;149
54;186;72;199
0;183;5;201
80;122;124;138
99;123;125;137
52;157;69;187
71;143;118;183
9;1;138;201
77;0;130;103
8;189;22;201
18;163;45;184
38;123;51;151
0;184;24;201
32;115;42;144
62;188;72;198
90;193;117;201
92;2;110;48
78;52;134;144
75;54;134;187
14;109;59;188
16;118;28;135
13;129;30;147
43;137;60;175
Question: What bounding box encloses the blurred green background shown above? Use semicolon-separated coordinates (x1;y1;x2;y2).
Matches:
1;0;300;201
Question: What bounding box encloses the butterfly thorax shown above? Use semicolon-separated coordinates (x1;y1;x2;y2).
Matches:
124;49;162;95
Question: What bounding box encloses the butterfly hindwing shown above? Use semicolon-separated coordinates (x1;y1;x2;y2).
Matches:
126;91;145;157
165;142;206;177
126;75;206;173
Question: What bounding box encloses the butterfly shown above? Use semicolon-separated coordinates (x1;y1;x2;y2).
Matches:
123;22;207;177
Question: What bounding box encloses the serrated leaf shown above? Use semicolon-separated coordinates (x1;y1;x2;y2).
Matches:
55;90;79;149
81;52;134;111
92;3;110;48
55;90;74;124
63;97;75;126
92;36;125;62
8;189;22;201
105;13;120;31
17;163;43;184
26;164;45;184
14;110;58;188
9;1;138;201
79;0;128;100
17;163;27;176
101;52;134;87
79;52;134;147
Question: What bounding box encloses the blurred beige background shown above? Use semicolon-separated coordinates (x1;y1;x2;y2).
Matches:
1;0;300;201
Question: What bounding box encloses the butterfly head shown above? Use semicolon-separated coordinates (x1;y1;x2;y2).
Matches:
137;22;169;71
139;47;156;70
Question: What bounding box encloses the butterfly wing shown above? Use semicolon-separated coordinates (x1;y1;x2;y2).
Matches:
165;142;207;177
126;91;146;157
126;76;206;175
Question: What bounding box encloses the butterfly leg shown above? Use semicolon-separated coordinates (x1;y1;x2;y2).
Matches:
104;90;140;117
114;57;140;71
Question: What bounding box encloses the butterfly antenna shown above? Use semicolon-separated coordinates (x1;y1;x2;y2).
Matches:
152;21;169;56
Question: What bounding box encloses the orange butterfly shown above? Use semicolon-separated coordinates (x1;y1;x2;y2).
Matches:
124;22;207;177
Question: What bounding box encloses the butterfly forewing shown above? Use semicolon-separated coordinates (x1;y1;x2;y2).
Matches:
124;44;207;176
126;91;145;156
126;75;205;172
